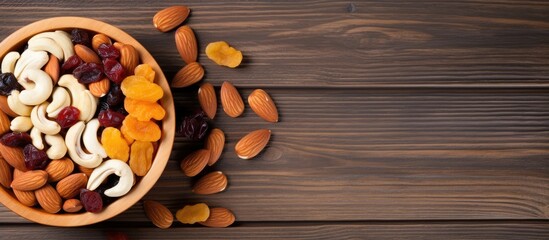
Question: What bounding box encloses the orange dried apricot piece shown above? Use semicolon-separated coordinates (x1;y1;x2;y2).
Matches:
122;115;161;142
205;41;242;68
134;64;155;82
124;98;166;121
120;123;135;145
129;141;153;176
101;127;130;162
121;75;163;102
175;203;210;224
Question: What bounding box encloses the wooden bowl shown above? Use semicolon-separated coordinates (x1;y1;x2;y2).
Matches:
0;17;175;226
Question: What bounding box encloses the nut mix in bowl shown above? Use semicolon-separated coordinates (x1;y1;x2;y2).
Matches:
0;17;175;226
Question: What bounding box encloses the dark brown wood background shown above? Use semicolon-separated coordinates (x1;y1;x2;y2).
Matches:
1;0;549;239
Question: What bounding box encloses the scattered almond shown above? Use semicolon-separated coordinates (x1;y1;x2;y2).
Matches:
198;83;217;119
0;156;12;188
235;129;271;160
143;200;173;229
11;170;48;191
0;95;17;117
180;149;210;177
74;44;101;64
120;44;140;75
204;128;225;166
175;25;197;64
92;33;112;52
13;189;37;207
44;54;60;84
0;143;26;171
88;78;110;98
45;157;74;182
248;89;278;123
35;184;62;213
193;171;228;195
199;207;235;228
220;81;244;118
56;173;88;199
63;198;83;213
0;109;10;135
153;5;190;32
171;62;204;88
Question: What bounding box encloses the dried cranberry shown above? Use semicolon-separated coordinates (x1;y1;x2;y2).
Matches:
0;132;32;147
74;62;104;84
23;144;49;170
106;84;124;107
0;73;22;96
61;55;84;74
71;29;91;46
103;58;126;84
56;106;80;128
98;109;126;128
97;44;120;59
80;189;103;213
177;111;209;140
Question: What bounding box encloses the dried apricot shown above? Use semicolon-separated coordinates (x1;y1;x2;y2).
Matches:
124;98;166;121
121;75;163;102
101;127;130;162
120;123;135;145
175;203;210;224
134;64;155;82
122;115;161;142
205;41;242;68
129;141;153;176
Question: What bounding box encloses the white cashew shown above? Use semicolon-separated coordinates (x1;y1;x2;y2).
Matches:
1;51;20;73
87;159;134;197
44;134;67;160
7;90;32;116
58;74;86;106
74;90;97;122
10;116;33;132
28;37;64;60
46;87;71;118
14;50;48;81
65;121;102;168
29;31;74;60
30;127;44;150
30;102;61;135
18;69;53;106
83;119;107;158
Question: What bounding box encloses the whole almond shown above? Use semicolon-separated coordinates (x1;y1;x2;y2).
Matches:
193;171;228;195
63;198;83;213
175;25;197;64
56;173;88;199
221;81;244;118
44;54;60;84
35;184;62;213
153;5;190;32
0;156;12;188
171;62;204;88
77;165;94;177
13;168;24;179
180;149;210;177
11;170;48;191
235;129;271;160
198;83;217;119
143;200;173;229
92;33;112;52
0;95;17;117
248;89;279;123
0;109;10;135
74;44;101;64
120;44;140;75
45;157;74;182
88;78;110;97
204;128;225;166
199;207;235;228
0;143;26;171
14;189;36;207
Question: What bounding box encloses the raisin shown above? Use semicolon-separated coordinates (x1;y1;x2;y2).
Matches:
71;29;91;47
0;73;22;96
74;62;104;84
56;106;80;129
61;55;84;74
205;41;243;68
177;111;209;140
98;109;126;128
23;144;50;170
106;84;124;107
103;58;126;84
175;203;210;224
0;132;32;147
80;189;103;213
97;44;120;59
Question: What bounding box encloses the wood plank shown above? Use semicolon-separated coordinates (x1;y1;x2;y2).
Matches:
0;0;548;87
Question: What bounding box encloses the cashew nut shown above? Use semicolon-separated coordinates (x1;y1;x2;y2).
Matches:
28;37;64;60
18;69;53;106
10;116;33;132
83;119;107;158
44;134;67;160
58;74;86;106
29;31;74;60
7;90;32;116
87;159;134;197
65;121;102;168
30;102;61;135
1;51;20;73
46;87;71;118
74;90;97;122
14;50;48;81
30;127;44;150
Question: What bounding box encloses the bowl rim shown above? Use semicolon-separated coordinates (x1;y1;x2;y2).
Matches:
0;17;175;227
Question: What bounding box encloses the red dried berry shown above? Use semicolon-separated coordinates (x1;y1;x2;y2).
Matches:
97;44;120;59
103;58;126;84
74;62;104;84
56;106;80;128
106;84;124;107
71;29;91;47
0;132;32;147
98;109;126;128
61;55;84;74
0;73;22;96
23;144;50;170
80;189;103;213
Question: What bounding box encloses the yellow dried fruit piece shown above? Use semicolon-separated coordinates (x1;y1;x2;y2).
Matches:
120;123;135;145
129;141;153;176
121;75;163;102
176;203;210;224
134;64;155;82
124;98;166;121
101;127;130;162
205;41;242;68
122;115;161;142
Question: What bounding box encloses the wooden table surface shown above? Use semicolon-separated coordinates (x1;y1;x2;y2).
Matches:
1;0;549;239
